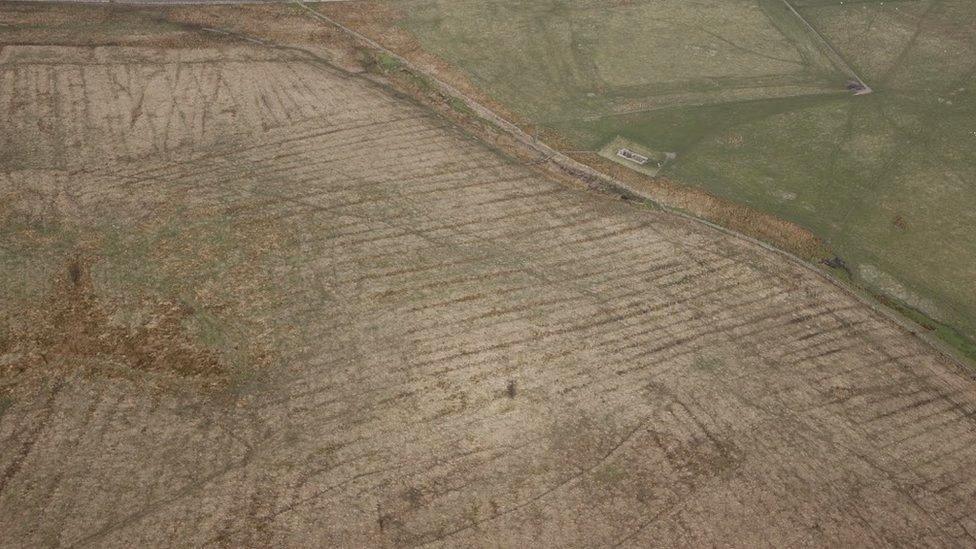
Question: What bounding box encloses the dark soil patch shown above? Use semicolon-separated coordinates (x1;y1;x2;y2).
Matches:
2;256;225;381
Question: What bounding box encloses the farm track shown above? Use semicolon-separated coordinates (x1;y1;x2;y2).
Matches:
12;0;349;4
777;0;872;90
2;44;976;547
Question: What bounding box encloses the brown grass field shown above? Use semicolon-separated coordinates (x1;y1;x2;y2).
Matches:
2;4;976;547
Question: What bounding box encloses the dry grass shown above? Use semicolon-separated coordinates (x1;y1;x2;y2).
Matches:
1;5;976;548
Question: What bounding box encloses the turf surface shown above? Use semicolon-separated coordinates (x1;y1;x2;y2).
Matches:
390;0;976;356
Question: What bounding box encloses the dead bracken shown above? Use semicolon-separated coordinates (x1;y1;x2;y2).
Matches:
2;257;225;380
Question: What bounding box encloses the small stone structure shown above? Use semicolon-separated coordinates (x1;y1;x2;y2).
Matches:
617;148;649;165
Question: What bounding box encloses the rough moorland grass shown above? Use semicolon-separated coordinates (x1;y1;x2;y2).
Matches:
389;0;976;359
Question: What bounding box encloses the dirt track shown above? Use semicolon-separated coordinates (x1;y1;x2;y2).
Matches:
3;42;976;547
12;1;345;4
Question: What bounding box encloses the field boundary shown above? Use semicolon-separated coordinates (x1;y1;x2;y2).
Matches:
778;0;871;91
287;0;974;372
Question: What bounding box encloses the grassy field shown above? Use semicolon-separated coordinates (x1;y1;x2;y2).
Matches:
5;5;976;546
388;0;976;357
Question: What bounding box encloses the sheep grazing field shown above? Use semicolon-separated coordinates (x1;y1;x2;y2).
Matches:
1;4;976;547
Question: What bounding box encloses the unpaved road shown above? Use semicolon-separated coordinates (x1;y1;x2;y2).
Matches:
2;41;976;548
11;1;346;4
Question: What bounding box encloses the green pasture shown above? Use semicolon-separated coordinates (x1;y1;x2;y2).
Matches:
385;0;976;358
